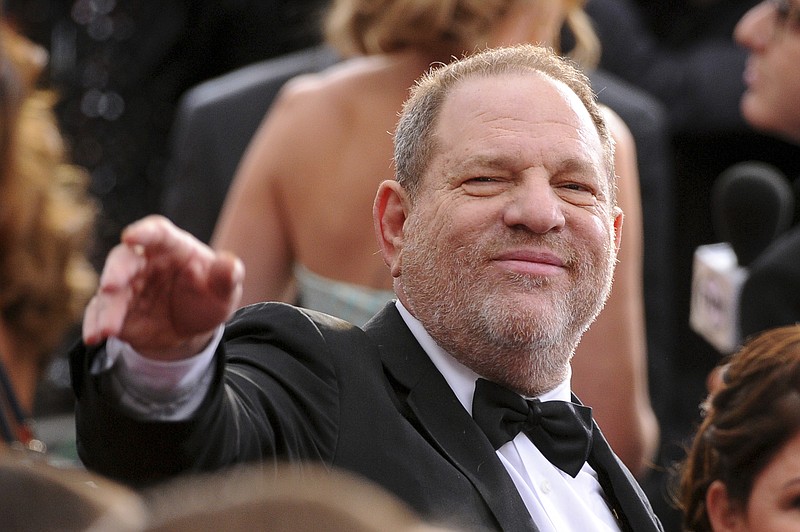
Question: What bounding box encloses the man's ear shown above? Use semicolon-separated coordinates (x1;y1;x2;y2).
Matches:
706;480;744;532
373;180;408;278
612;207;623;252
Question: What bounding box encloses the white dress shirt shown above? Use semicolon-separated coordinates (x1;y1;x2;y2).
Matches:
396;303;620;532
100;301;620;530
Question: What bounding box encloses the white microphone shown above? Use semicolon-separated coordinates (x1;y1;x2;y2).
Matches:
690;161;794;354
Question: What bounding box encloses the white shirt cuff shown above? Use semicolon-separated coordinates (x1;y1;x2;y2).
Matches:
91;325;224;420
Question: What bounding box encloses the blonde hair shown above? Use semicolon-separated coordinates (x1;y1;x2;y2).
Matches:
0;23;97;367
144;464;455;532
563;2;600;69
324;0;600;68
325;0;512;59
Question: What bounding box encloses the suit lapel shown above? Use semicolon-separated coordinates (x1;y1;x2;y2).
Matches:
580;396;663;532
364;304;538;532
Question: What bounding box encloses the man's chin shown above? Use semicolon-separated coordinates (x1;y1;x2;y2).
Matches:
489;290;560;312
480;297;563;330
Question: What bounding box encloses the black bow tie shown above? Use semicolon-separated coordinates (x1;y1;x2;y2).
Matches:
471;378;593;478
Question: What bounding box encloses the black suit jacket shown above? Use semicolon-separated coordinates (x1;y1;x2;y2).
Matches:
739;225;800;341
71;302;662;531
160;45;339;243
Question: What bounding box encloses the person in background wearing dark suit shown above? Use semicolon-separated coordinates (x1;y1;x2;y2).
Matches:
159;44;339;245
735;0;800;341
693;9;800;530
586;4;800;528
72;44;662;531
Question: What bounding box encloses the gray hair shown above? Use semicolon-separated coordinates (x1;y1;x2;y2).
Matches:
393;44;616;203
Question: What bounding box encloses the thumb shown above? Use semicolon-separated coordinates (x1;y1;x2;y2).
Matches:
209;252;245;307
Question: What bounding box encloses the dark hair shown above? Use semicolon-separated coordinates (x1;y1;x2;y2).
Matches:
679;325;800;531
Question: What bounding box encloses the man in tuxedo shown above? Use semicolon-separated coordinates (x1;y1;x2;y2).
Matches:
735;0;800;343
72;44;662;531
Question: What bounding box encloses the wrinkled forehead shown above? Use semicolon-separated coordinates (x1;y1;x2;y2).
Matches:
433;72;608;173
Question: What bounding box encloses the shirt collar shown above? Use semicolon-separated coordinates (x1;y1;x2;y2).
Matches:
394;301;572;416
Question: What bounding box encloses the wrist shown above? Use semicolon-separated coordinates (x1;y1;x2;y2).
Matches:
138;332;216;362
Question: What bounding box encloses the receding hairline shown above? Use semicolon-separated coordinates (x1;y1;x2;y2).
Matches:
394;52;616;203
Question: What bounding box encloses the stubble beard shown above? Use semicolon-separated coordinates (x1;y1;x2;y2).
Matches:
401;219;616;396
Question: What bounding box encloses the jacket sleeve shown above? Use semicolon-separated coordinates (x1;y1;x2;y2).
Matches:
71;303;341;488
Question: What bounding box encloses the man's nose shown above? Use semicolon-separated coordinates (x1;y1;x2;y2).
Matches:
502;177;566;234
735;1;776;51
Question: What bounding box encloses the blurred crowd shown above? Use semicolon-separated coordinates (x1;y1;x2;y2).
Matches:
4;1;800;531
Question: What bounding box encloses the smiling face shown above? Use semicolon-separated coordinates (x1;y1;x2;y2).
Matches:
735;0;800;142
381;72;620;395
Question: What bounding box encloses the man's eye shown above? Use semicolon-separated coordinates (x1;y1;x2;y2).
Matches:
460;177;506;196
560;183;592;193
557;182;600;206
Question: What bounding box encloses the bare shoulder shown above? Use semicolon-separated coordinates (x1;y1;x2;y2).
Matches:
247;53;419;179
271;55;402;121
242;59;382;172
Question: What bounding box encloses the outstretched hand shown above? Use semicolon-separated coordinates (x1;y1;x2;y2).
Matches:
82;215;244;360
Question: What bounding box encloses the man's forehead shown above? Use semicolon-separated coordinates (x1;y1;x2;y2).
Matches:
434;72;603;159
445;71;577;110
438;72;597;138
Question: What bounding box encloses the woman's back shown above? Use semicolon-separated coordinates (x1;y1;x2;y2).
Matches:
213;52;434;306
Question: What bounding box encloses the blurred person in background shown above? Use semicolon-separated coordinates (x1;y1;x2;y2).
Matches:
4;0;328;267
735;0;800;343
674;5;800;529
0;20;96;452
586;5;800;527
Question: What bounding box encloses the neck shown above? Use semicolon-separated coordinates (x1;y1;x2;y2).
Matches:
492;356;572;398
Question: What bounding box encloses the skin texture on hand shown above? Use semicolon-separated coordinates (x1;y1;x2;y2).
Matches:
82;215;244;360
